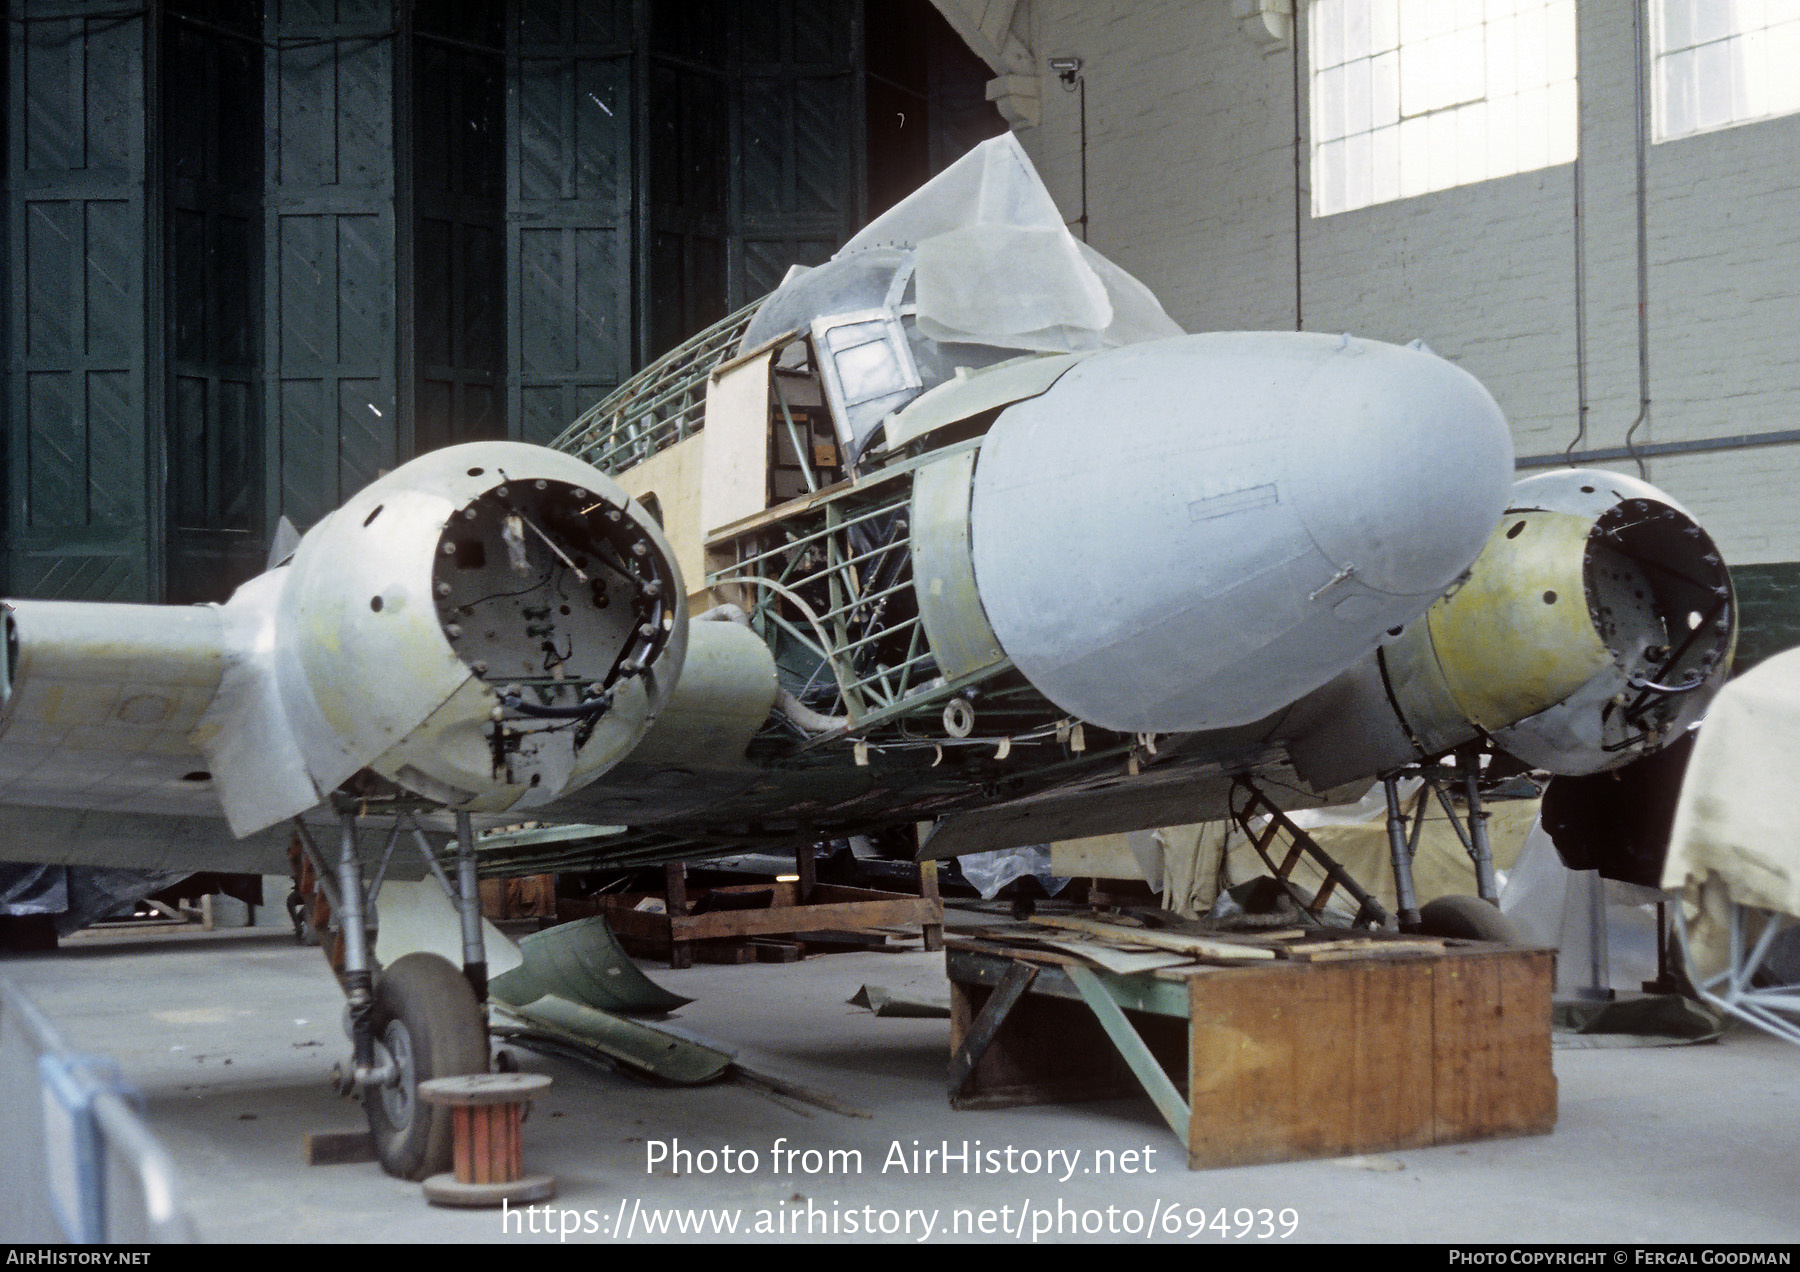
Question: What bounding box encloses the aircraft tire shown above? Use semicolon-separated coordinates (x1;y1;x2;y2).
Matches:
1418;895;1526;945
365;952;489;1180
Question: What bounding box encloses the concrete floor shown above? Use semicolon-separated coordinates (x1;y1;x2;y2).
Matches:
2;923;1796;1245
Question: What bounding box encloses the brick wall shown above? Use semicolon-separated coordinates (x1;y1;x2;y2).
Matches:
1013;1;1800;580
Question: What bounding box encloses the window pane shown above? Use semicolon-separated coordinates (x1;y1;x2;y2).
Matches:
1372;50;1401;126
1660;0;1694;52
1371;123;1401;203
1693;0;1733;46
1370;0;1399;53
1318;64;1348;142
1313;0;1577;215
1654;0;1800;137
1344;0;1371;59
1317;0;1345;68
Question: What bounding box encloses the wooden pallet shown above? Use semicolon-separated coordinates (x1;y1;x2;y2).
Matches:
603;872;943;968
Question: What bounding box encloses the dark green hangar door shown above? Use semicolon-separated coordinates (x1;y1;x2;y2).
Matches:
1;0;992;604
5;5;156;602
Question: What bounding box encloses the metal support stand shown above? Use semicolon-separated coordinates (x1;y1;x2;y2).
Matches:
1381;754;1502;934
796;841;817;903
1577;869;1614;1001
1674;900;1800;1045
1644;901;1681;994
295;805;493;1096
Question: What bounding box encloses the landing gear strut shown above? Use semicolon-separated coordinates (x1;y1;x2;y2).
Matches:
1232;750;1525;944
1382;748;1521;942
292;801;494;1180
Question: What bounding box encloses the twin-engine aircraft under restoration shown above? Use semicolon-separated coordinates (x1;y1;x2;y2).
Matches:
0;137;1735;1178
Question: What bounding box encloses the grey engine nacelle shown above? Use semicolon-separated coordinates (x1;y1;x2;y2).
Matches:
196;443;687;833
963;332;1515;734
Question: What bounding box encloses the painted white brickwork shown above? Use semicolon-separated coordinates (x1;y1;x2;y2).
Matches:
1012;0;1800;563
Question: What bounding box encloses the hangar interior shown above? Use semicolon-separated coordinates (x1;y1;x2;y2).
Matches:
1;0;1798;1246
2;0;998;604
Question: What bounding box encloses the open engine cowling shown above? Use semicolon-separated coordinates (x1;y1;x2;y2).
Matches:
201;442;685;834
1381;469;1734;773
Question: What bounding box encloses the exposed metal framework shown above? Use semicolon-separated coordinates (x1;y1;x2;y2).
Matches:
711;467;930;732
1676;901;1800;1047
553;300;1071;753
549;300;761;474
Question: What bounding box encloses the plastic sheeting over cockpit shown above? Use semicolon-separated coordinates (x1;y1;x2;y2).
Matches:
755;133;1182;357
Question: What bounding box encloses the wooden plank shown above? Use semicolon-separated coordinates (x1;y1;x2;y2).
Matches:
808;883;923;904
948;960;1037;1096
1185;958;1439;1168
303;1130;375;1166
946;939;1087;969
613;435;707;605
1283;938;1448;962
919;858;944;953
1188;962;1334;1168
949;941;1553;1168
1008;935;1197;976
1343;960;1437;1156
1031;914;1276;961
1283;935;1447;956
950;946;1194;1017
750;939;803;962
667;896;940;940
700;349;775;534
664;863;691;971
703;474;853;544
603;884;940;950
947;974;1138;1110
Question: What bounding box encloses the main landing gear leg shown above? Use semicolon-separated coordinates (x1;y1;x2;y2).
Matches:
294;806;491;1180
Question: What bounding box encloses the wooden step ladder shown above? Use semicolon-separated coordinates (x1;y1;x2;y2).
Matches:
1228;779;1392;929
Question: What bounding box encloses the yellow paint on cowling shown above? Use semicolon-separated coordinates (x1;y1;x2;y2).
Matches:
1424;510;1609;731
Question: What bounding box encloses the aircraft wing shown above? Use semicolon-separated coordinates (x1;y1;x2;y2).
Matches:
0;599;227;822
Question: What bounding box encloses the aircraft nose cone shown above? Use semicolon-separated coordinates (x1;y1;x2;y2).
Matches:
967;332;1513;733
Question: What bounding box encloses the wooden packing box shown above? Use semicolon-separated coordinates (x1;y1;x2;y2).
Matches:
602;881;942;958
946;941;1555;1170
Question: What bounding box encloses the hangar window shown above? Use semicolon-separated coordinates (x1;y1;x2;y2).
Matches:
1309;0;1578;216
1653;0;1800;141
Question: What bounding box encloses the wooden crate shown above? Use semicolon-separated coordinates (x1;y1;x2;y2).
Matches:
479;874;557;921
948;943;1555;1170
603;882;942;965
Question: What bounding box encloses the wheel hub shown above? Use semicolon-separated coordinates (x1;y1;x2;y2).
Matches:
376;1018;417;1126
